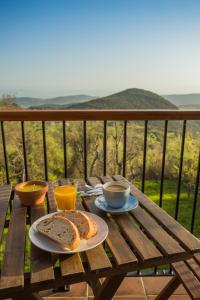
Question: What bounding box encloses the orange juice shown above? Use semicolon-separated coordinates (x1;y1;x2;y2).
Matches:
54;186;77;210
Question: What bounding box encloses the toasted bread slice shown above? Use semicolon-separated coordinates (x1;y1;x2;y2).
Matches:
57;210;97;239
36;215;80;250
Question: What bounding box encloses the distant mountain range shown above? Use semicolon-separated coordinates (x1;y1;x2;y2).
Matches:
68;88;177;109
164;94;200;107
5;88;178;110
13;95;95;108
1;90;200;110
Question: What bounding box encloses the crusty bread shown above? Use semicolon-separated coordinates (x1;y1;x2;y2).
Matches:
56;210;97;239
36;215;80;250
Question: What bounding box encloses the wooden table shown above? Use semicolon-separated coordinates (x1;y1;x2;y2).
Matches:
0;175;200;300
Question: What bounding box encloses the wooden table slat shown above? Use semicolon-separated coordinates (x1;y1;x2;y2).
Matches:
0;185;12;243
84;177;100;187
99;176;185;258
0;196;27;291
131;206;185;257
133;186;200;253
47;182;58;213
89;176;163;263
172;261;200;299
112;175;200;253
59;253;84;277
30;205;55;284
47;180;84;278
185;258;200;281
73;178;112;272
194;252;200;264
84;246;112;272
115;214;163;262
83;197;138;266
100;176;113;183
86;177;138;266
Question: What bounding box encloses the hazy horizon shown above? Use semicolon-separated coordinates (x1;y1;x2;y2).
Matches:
1;0;200;98
2;87;200;99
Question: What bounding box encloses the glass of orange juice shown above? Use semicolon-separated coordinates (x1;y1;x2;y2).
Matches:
54;185;77;210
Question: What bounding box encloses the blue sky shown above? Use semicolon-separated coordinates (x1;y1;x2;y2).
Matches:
0;0;200;97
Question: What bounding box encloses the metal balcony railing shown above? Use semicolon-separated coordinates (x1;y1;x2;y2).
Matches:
0;109;200;238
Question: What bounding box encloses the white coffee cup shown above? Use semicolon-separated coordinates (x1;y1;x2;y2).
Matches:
103;181;130;208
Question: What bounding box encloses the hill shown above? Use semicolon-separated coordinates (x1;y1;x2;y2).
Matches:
14;95;95;108
29;103;78;109
164;94;200;107
68;88;177;109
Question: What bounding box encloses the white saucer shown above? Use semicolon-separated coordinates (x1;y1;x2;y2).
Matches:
94;195;138;214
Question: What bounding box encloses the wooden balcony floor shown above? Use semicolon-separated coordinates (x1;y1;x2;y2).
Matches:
39;276;190;299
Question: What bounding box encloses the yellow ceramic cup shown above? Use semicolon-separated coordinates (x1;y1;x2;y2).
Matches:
54;185;77;210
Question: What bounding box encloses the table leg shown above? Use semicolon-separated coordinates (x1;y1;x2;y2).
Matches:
94;273;126;300
155;275;180;300
88;277;102;297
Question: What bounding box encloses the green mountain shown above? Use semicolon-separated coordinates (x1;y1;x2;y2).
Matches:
164;94;200;107
68;88;177;109
14;95;95;108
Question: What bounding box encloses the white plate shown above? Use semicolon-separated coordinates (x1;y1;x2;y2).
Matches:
29;211;108;254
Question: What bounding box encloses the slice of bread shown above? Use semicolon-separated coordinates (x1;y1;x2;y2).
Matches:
36;215;80;250
57;210;97;239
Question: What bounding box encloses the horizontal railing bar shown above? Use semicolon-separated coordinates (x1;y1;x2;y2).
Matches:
1;110;200;121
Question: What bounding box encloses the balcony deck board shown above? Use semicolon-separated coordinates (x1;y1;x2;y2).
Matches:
0;196;27;292
0;184;11;243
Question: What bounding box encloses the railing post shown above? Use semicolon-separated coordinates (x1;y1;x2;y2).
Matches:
123;120;127;177
0;121;9;184
83;121;87;180
63;121;67;178
21;121;28;181
42;121;48;181
175;120;187;220
103;120;107;176
159;120;168;207
142;120;148;192
191;150;200;233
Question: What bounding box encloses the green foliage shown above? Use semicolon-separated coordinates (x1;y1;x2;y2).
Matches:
0;94;19;110
0;120;199;185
